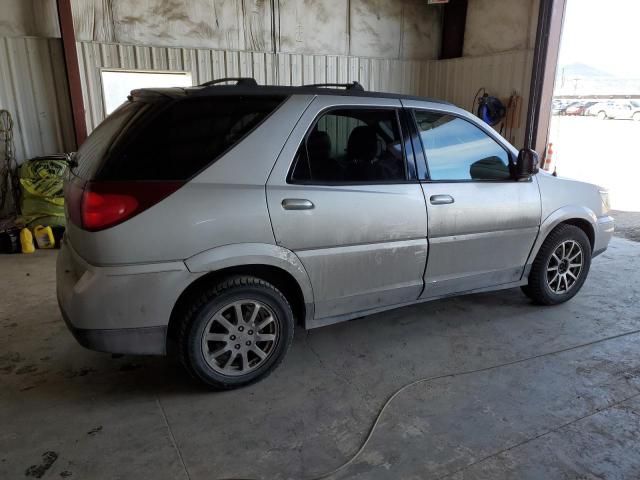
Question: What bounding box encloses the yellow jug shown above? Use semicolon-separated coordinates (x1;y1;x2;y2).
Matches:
20;228;35;253
33;225;55;249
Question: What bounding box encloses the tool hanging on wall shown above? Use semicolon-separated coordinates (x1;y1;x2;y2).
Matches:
478;94;506;126
472;88;522;145
501;92;522;145
0;109;20;216
473;88;506;126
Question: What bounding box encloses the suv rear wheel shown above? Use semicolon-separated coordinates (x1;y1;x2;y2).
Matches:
177;276;294;389
597;111;607;120
522;224;591;305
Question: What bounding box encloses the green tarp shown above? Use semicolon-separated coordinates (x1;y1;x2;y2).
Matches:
18;156;68;227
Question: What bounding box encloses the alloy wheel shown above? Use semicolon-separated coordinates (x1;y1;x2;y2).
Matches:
201;300;279;376
546;240;583;294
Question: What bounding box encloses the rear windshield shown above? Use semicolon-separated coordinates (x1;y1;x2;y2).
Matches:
96;95;285;181
74;101;146;179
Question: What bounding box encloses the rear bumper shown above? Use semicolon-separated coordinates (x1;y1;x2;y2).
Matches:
59;304;167;355
593;215;615;257
56;238;201;355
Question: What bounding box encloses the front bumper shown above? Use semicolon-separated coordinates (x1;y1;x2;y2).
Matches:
57;238;201;355
593;214;615;257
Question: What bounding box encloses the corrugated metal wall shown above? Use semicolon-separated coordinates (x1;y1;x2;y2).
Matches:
0;36;75;162
76;40;532;147
424;50;534;146
75;40;430;132
0;36;532;163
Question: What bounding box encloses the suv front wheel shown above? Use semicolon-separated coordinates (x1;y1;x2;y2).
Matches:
522;224;592;305
178;276;295;389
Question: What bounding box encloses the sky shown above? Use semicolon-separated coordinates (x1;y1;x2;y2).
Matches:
558;0;640;78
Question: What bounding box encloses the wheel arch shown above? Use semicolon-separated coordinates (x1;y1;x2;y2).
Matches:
525;206;597;275
167;244;314;351
561;218;595;250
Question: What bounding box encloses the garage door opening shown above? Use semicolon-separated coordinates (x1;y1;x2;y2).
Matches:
548;0;640;239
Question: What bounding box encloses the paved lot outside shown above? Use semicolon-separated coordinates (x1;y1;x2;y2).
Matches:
2;239;640;479
610;210;640;243
549;115;640;213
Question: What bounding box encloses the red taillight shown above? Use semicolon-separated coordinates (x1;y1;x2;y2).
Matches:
82;190;138;231
78;181;183;231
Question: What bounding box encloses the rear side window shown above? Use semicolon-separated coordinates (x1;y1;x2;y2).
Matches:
289;108;407;183
98;95;285;181
414;111;511;181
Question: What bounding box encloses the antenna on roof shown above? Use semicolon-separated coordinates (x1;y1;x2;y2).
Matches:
302;81;365;91
200;77;258;87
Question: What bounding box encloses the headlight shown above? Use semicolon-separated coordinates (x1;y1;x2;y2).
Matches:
599;190;610;213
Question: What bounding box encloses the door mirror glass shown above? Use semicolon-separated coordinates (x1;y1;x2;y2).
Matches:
514;148;539;179
470;157;512;180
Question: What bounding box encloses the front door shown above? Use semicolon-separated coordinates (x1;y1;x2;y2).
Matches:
267;96;428;323
409;108;541;298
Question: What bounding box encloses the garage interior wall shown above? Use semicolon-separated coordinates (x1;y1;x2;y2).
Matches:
0;0;74;164
0;0;539;164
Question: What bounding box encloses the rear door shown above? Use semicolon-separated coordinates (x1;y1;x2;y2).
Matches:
267;96;428;323
406;105;541;298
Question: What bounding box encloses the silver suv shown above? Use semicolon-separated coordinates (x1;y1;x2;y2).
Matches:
57;79;614;389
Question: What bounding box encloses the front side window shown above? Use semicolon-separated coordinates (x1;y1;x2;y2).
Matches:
289;109;406;183
414;111;511;181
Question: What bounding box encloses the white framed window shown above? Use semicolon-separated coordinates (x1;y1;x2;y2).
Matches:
100;69;193;115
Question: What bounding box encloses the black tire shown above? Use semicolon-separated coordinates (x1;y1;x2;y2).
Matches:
522;224;592;305
177;275;294;390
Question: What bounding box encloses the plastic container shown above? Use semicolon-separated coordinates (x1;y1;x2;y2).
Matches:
20;228;35;253
33;225;55;249
0;228;21;254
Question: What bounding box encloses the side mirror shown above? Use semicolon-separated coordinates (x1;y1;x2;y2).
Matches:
513;148;539;179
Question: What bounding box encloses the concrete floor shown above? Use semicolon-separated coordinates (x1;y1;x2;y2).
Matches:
1;238;640;480
611;210;640;243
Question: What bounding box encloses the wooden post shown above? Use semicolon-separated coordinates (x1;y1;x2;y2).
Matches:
56;0;87;148
525;0;567;155
440;0;468;60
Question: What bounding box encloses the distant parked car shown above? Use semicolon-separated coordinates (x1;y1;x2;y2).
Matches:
587;100;640;120
552;99;573;115
631;101;640;121
564;101;597;116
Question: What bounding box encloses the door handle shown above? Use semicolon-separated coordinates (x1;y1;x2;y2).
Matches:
282;198;314;210
430;194;454;205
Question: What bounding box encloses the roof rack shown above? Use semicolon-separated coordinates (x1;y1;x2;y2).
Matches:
198;78;366;92
200;77;258;87
302;81;365;91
